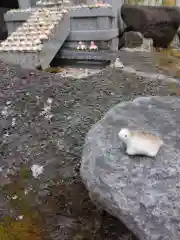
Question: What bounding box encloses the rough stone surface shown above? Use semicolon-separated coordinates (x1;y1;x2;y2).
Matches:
120;4;180;48
0;57;179;240
81;96;180;240
120;31;143;48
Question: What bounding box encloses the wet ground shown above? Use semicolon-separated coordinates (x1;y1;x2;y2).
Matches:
45;65;103;79
0;51;179;240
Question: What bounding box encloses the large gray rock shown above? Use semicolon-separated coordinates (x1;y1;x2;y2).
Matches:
120;4;180;48
80;96;180;240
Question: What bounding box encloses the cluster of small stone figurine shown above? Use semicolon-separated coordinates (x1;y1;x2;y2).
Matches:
76;41;98;51
118;128;164;158
76;41;126;70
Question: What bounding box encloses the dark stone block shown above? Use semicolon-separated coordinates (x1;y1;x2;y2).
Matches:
120;4;180;48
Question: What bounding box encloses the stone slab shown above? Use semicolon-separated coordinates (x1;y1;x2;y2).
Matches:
67;29;118;41
57;49;118;61
4;10;32;22
81;96;180;240
69;6;115;18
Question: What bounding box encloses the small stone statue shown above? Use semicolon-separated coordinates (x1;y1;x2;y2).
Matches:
89;41;98;50
95;0;105;7
77;41;87;50
118;128;164;157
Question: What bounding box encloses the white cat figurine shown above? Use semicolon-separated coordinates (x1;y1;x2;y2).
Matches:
77;41;87;50
118;128;164;157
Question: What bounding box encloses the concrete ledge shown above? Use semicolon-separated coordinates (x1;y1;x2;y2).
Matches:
57;49;118;61
4;7;115;22
70;7;115;18
63;37;118;51
4;11;32;21
63;41;110;49
67;28;119;41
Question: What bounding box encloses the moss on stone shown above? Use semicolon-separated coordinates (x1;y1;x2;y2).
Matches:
0;217;42;240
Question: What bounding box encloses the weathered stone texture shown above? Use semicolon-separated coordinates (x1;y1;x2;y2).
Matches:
81;96;180;240
120;4;180;48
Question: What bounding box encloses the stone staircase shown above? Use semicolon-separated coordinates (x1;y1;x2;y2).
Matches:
0;6;70;69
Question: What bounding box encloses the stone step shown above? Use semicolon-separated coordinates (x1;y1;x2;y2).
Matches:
0;7;70;69
57;49;118;61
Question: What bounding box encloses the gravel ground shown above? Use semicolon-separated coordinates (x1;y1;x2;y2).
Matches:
119;50;163;74
0;59;179;240
119;49;180;79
